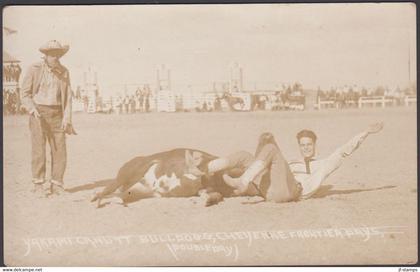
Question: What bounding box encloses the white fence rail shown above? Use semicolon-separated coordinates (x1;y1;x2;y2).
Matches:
314;96;416;110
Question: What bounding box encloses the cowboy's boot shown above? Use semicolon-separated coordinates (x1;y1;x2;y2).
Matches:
223;160;266;195
31;178;47;198
47;180;66;196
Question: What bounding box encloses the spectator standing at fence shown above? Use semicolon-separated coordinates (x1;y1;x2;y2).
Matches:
214;96;222;111
134;88;141;112
5;65;10;81
138;92;144;112
202;101;208;112
344;87;351;107
393;87;402;106
139;88;144;110
285;85;292;97
20;40;76;197
117;95;124;114
75;86;82;100
351;86;359;107
144;85;151;112
5;65;11;81
10;63;16;81
260;95;268;110
15;64;22;82
128;95;133;113
82;95;88;112
115;95;122;114
135;94;141;112
127;95;132;114
354;88;361;107
130;95;136;113
335;88;344;108
123;95;130;114
11;64;17;81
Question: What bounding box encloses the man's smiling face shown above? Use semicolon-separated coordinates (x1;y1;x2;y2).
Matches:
298;136;316;159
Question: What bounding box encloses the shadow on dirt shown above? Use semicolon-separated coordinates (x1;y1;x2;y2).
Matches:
65;179;115;193
311;184;396;199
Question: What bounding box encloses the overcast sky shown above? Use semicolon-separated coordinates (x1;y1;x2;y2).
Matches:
3;3;416;95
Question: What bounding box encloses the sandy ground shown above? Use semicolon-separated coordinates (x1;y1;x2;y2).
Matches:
3;106;418;266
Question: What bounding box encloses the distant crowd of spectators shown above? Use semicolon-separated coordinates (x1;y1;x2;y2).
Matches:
4;82;417;116
113;86;152;114
317;85;417;108
3;88;23;115
3;63;22;82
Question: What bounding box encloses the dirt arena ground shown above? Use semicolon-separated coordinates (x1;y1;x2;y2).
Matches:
3;106;418;266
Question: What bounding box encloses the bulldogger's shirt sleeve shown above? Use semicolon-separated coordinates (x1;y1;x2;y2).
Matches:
291;131;369;186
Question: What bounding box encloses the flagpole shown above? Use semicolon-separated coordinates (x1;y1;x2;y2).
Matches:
408;41;411;85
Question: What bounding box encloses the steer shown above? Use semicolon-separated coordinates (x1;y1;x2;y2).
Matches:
91;148;235;207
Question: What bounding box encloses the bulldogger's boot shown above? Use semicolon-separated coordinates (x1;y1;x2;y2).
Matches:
223;160;266;195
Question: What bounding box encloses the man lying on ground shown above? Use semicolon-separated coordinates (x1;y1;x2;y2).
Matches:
206;122;384;202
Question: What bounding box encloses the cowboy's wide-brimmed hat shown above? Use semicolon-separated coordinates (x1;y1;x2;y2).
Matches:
39;40;69;57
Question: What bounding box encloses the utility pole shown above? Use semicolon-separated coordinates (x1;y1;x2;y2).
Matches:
408;41;411;84
407;30;412;85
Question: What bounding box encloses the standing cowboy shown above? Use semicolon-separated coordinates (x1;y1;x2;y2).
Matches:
21;40;76;197
15;64;22;82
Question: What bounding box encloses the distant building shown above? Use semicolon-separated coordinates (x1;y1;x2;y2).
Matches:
83;66;99;113
155;64;176;112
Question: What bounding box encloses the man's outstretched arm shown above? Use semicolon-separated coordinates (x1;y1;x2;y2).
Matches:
321;122;384;178
300;122;384;198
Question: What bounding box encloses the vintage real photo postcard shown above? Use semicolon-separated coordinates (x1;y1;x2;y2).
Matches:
2;3;417;266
